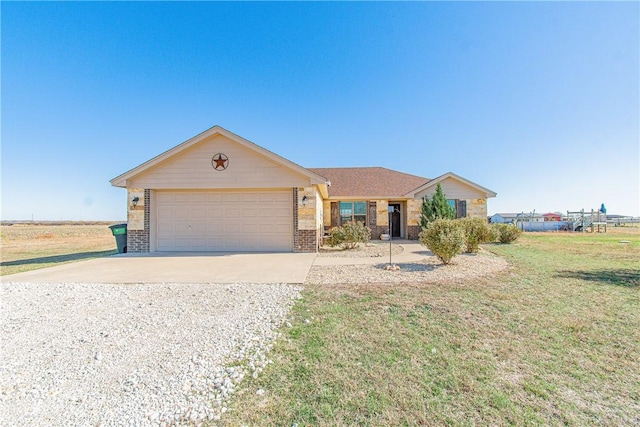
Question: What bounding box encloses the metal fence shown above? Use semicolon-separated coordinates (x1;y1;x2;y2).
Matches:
516;221;571;232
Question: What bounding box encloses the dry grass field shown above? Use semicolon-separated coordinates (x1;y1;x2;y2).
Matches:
0;223;117;276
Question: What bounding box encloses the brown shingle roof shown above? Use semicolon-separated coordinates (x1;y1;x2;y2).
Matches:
308;167;430;198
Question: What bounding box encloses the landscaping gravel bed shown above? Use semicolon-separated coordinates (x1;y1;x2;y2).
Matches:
306;251;509;285
0;282;301;426
317;240;404;258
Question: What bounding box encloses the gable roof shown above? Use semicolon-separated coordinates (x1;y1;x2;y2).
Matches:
110;125;329;191
405;172;497;198
308;167;429;198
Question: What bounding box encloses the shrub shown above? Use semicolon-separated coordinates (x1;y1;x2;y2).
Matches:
461;217;496;253
420;183;455;228
327;221;371;250
419;219;465;264
492;223;522;244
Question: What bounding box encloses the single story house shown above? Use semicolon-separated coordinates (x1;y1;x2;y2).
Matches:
517;212;545;222
111;126;496;253
489;213;508;224
490;212;544;224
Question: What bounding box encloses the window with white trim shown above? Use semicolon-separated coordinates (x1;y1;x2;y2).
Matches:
339;201;367;225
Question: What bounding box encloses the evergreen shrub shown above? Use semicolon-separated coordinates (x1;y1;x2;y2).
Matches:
420;183;455;228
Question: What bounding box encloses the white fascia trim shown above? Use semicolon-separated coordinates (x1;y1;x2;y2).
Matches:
404;172;497;198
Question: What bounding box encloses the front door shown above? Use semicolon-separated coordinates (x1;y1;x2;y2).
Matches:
390;203;401;237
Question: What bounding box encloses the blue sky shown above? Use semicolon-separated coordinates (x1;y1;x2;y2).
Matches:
2;1;638;220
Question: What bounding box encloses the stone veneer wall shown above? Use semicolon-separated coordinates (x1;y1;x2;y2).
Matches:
466;198;487;219
293;187;318;252
127;189;150;253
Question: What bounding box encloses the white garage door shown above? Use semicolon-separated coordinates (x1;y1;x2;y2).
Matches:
156;191;292;252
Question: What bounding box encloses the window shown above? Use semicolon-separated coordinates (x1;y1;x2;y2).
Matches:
339;201;366;225
448;199;467;219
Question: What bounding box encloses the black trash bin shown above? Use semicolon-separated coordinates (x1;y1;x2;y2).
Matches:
109;223;127;253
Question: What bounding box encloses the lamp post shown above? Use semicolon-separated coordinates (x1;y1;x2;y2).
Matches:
388;206;394;266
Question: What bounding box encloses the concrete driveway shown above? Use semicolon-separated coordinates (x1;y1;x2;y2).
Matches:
2;252;317;284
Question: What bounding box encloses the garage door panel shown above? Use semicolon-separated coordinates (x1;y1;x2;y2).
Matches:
191;193;207;202
242;208;258;218
240;193;258;202
243;224;258;233
173;238;194;249
207;223;224;233
273;224;291;233
157;193;174;203
173;194;190;203
225;223;242;234
157;191;293;251
191;209;206;218
207;208;223;218
173;224;192;233
222;193;240;202
174;210;192;219
191;239;209;249
191;224;207;233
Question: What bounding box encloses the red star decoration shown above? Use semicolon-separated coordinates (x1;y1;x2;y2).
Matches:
212;154;228;170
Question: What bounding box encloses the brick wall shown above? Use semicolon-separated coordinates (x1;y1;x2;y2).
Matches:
127;189;150;252
407;225;421;240
292;187;318;252
370;225;390;240
296;229;318;252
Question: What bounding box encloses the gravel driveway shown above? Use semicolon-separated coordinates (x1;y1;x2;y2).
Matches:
0;282;300;426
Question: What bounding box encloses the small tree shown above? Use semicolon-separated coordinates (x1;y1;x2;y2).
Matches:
420;183;455;228
327;221;371;250
419;219;465;264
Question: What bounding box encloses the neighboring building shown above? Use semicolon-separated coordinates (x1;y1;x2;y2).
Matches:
489;213;508;223
490;213;522;223
490;212;544;223
517;212;545;222
543;212;562;221
111;126;497;253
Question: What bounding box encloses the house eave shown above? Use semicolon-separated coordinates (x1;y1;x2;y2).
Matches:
324;196;413;201
404;172;497;199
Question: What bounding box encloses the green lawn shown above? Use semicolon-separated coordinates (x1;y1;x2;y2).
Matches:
222;231;639;426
